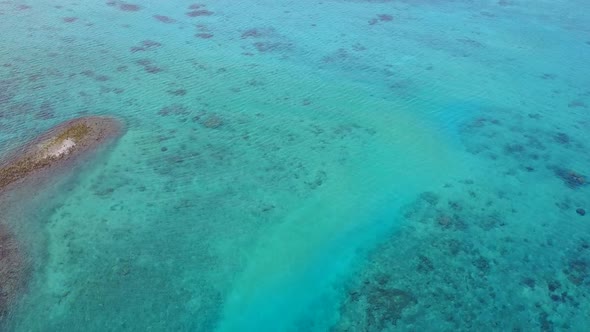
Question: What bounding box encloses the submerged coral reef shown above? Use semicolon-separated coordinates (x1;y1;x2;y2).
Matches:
0;223;25;320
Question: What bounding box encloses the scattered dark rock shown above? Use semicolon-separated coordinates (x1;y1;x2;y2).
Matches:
186;9;213;17
479;214;505;230
554;132;570;144
378;14;393;22
547;280;560;292
528;113;542;119
448;200;462;211
568;100;587;108
436;214;453;228
195;33;214;39
576;208;586;216
564;259;588;285
553;167;586;189
130;40;162;53
305;170;327;190
419;191;439;205
539;312;554;332
473;256;490;273
201;114;223;129
144;65;163;74
153;15;176;23
445;239;464;256
119;3;141;12
253;41;292;53
361;285;417;329
503;143;525;155
417;255;434;272
167;89;187;96
158;104;189;117
241;28;275;39
521;277;535;288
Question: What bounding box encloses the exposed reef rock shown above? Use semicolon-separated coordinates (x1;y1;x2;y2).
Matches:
0;116;123;194
0;116;123;320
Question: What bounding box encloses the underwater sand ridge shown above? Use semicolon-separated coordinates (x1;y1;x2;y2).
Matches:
215;96;475;331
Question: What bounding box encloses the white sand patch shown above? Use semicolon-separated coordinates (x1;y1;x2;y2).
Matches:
43;138;76;158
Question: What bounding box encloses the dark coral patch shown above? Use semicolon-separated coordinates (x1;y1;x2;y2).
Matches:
241;29;263;38
135;59;163;74
130;40;162;53
343;279;417;330
378;14;393;21
553;167;586;189
0;223;26;319
153;15;175;23
95;75;110;82
241;28;275;39
167;89;187;96
369;14;393;25
564;259;589;285
554;132;570;145
201;114;224;129
135;59;152;66
253;41;292;53
144;66;162;74
568;100;587;108
321;48;350;63
503;143;526;155
457;38;484;48
186;9;213;17
195;33;213;39
34;100;55;120
158;104;190;117
62;17;78;23
119;3;141;11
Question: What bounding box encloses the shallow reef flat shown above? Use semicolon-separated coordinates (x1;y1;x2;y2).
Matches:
0;116;123;194
0;116;123;320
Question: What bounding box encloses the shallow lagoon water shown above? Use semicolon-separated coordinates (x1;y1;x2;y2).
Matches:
1;0;589;331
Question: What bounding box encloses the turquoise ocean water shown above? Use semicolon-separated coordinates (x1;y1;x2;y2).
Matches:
1;0;589;330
